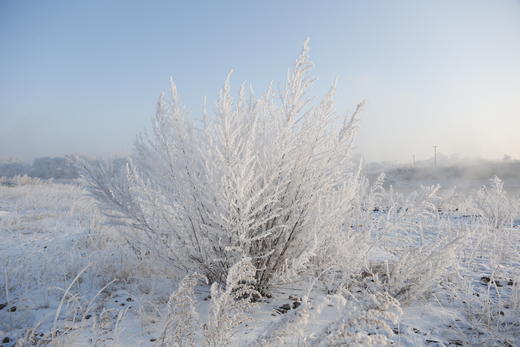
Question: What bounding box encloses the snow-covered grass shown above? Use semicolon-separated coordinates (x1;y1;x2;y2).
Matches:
0;178;519;346
0;182;174;345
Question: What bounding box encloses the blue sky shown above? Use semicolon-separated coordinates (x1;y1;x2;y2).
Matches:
1;0;519;162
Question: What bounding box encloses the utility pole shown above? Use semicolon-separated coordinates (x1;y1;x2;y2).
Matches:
433;146;438;168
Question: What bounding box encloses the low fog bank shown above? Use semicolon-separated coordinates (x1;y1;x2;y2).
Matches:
367;159;520;195
2;155;519;195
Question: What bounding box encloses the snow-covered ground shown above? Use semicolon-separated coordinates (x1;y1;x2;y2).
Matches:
0;181;519;346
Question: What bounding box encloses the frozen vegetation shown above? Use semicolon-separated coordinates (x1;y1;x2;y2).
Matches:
1;42;519;346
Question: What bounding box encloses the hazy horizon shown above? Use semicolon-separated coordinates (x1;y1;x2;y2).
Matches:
1;0;519;162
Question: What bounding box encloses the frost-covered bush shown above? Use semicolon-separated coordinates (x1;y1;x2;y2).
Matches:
445;226;520;343
344;183;464;302
381;236;461;301
315;172;382;293
155;258;259;346
157;273;203;347
471;176;518;230
203;258;259;346
82;40;363;291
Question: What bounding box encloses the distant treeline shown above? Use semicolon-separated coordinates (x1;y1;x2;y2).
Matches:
0;155;127;180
